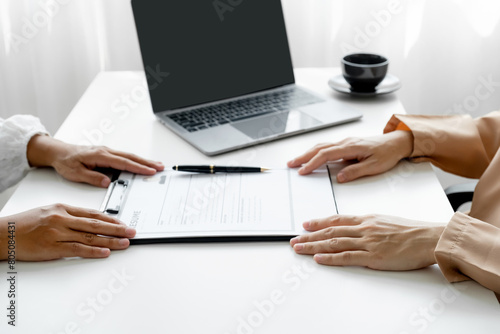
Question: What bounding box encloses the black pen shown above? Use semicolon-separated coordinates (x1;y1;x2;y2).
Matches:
172;165;269;173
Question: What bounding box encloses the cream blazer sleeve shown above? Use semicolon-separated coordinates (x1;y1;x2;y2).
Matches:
0;115;48;192
385;111;500;293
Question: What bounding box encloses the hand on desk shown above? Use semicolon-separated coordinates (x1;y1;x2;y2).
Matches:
27;135;164;187
287;130;413;183
0;135;163;261
0;204;136;261
290;215;445;270
288;130;444;270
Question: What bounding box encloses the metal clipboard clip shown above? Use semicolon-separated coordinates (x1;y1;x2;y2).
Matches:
100;179;129;215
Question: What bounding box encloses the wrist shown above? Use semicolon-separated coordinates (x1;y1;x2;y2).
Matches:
27;135;70;168
390;130;414;160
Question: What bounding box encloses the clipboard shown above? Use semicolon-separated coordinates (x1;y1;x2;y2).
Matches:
100;179;129;215
99;168;337;244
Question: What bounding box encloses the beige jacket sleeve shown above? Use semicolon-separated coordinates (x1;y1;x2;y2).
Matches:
385;111;500;294
434;212;500;293
384;111;500;179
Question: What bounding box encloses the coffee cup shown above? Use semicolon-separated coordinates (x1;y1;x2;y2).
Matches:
341;53;389;92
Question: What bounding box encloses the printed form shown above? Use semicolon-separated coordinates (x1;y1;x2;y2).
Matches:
106;168;336;240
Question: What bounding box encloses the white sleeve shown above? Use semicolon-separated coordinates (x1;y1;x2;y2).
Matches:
0;115;49;192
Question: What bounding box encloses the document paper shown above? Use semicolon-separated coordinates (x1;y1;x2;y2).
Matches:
106;168;336;240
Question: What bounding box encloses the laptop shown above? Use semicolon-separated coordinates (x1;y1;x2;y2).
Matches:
131;0;362;156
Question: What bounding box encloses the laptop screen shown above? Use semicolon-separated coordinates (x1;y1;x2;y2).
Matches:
132;0;295;112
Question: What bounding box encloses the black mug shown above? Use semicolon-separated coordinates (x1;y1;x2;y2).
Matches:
341;53;389;92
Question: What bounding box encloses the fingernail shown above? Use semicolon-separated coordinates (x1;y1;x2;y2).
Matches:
125;228;136;237
298;167;305;174
294;244;304;251
101;178;111;187
290;236;299;245
101;248;110;256
337;172;346;183
288;159;295;166
303;221;310;229
119;239;129;247
314;254;323;262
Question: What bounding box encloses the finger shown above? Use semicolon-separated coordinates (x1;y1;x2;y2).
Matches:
59;242;111;258
290;224;361;246
303;215;362;232
314;251;370;267
64;205;125;225
336;160;378;183
287;143;334;168
93;153;159;176
298;146;359;175
65;217;136;239
293;238;362;255
68;167;111;188
105;148;165;171
72;232;130;250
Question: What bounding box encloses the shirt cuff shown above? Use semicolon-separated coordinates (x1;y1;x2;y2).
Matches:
0;115;49;192
434;212;472;283
435;212;500;293
15;115;50;169
384;114;476;159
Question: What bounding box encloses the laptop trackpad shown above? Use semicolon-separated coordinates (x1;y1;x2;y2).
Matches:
232;110;321;140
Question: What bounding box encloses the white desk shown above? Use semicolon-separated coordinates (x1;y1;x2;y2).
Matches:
1;69;499;334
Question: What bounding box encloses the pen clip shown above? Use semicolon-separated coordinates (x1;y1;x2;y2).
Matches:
100;179;128;215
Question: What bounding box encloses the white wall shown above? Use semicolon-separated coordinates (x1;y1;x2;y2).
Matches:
1;0;500;191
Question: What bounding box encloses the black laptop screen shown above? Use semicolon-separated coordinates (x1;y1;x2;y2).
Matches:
132;0;295;112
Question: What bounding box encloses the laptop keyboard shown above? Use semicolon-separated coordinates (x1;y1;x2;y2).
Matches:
167;87;324;133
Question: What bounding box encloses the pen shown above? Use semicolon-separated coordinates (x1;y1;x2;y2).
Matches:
172;165;269;173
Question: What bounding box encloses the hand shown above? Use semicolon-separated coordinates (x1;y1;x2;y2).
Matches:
287;131;413;183
0;203;136;261
290;214;445;271
27;135;164;187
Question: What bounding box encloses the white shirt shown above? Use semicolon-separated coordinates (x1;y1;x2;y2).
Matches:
0;115;48;192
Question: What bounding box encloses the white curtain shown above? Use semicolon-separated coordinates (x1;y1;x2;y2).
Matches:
1;0;500;134
0;0;143;133
282;0;500;118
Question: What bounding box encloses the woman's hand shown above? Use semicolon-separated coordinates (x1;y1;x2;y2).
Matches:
27;135;164;187
0;203;136;261
287;130;413;183
290;214;445;271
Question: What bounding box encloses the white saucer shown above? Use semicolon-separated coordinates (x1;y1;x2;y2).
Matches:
328;74;401;96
